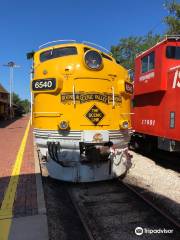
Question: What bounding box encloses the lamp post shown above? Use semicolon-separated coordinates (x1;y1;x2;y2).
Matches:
3;61;20;119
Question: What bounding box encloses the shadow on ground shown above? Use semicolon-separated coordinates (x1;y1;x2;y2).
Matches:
131;148;180;173
0;117;22;128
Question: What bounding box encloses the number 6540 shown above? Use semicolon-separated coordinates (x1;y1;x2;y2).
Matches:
35;81;52;88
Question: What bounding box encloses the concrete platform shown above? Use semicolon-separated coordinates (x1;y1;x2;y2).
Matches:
9;215;48;240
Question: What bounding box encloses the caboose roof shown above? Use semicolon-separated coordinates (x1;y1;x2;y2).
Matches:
136;35;180;58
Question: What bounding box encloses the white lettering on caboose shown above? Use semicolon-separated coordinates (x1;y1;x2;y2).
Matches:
141;119;155;126
139;72;155;82
172;69;180;88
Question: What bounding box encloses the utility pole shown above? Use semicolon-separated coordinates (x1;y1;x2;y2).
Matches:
3;61;20;119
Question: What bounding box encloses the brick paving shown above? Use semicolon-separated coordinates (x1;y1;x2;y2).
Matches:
0;115;38;216
13;124;38;217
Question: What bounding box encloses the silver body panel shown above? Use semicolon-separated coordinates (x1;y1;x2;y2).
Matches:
34;128;132;182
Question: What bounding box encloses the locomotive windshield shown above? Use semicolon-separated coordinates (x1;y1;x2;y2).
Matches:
166;46;180;60
40;46;77;62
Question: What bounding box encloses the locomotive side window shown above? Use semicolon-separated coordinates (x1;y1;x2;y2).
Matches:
166;46;180;60
40;47;77;62
84;47;90;52
101;53;112;61
141;52;155;73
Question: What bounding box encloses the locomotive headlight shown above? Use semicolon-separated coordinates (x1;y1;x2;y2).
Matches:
84;50;103;70
120;121;129;129
59;121;69;130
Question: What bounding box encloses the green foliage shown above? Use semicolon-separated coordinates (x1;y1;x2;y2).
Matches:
164;0;180;34
110;0;179;71
12;92;21;105
12;92;30;113
20;99;30;113
111;33;161;70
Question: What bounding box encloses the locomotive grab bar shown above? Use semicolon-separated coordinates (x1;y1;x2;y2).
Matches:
120;113;135;115
39;39;76;49
112;86;115;107
38;39;112;57
73;85;76;106
82;41;112;56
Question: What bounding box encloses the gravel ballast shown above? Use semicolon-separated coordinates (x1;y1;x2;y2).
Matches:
123;151;180;223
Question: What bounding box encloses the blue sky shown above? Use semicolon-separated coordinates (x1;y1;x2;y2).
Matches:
0;0;167;100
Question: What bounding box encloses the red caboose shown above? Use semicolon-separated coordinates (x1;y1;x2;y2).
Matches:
131;36;180;152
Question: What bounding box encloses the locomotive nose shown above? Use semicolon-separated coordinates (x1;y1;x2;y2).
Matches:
31;42;132;182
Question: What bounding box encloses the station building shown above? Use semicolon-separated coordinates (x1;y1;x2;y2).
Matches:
0;83;9;120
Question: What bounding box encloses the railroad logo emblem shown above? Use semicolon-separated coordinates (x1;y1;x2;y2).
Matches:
93;133;103;142
85;105;104;125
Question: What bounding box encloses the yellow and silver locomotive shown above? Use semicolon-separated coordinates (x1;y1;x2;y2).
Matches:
28;40;133;182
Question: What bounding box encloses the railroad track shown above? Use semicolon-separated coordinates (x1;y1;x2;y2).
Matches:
67;180;180;240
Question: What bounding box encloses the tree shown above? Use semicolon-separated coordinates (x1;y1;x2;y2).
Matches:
164;0;180;34
12;92;30;114
12;92;21;105
110;0;180;70
111;36;142;70
20;99;30;113
111;33;161;70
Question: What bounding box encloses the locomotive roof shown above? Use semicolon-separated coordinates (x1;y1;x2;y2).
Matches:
27;40;113;60
136;35;180;58
38;40;112;55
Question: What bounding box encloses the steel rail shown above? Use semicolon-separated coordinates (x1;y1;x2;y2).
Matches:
121;180;180;230
67;180;180;240
67;188;96;240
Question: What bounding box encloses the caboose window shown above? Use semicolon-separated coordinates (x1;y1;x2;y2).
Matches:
149;52;155;70
40;47;77;62
166;46;180;60
170;112;175;128
142;56;148;73
141;52;155;73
